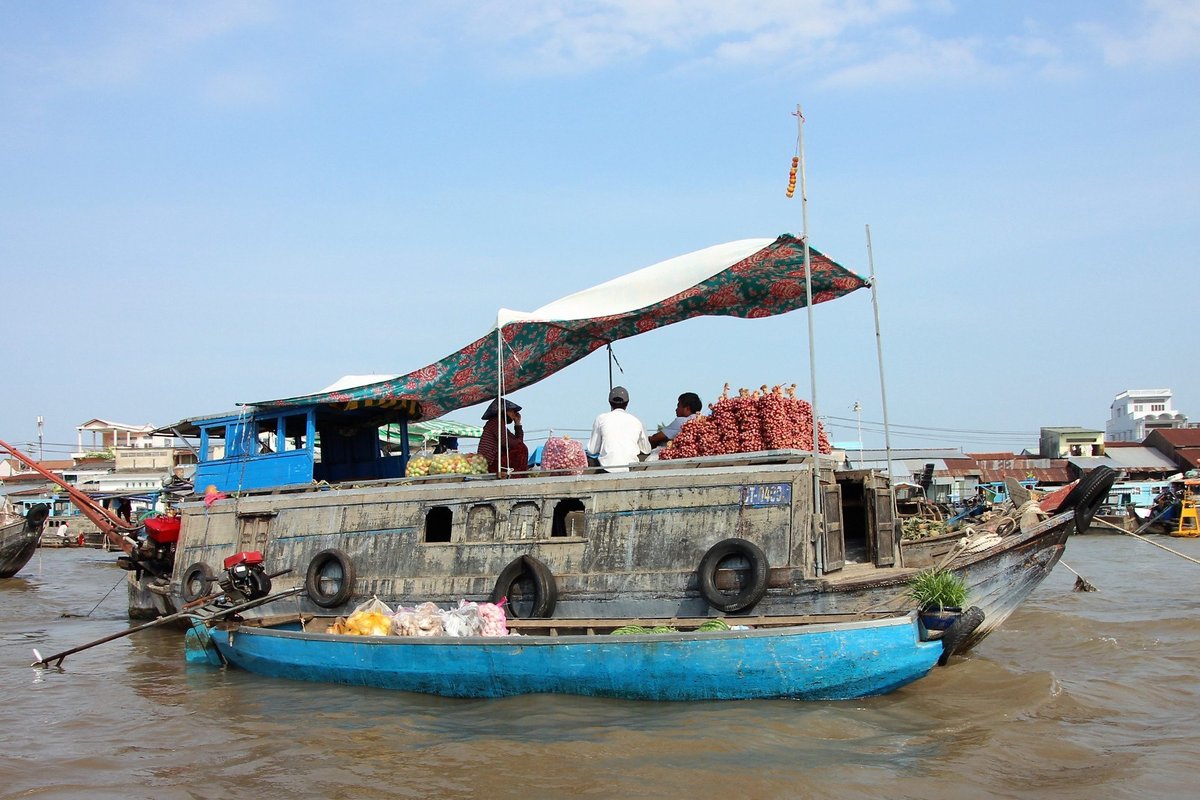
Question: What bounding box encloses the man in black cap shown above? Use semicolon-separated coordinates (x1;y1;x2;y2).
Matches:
587;386;651;473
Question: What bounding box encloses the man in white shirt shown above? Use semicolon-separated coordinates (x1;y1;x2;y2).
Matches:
588;386;651;473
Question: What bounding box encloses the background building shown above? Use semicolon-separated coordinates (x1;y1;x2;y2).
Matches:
1040;427;1105;458
1106;389;1188;443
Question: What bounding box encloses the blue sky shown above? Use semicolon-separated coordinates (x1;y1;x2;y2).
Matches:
3;1;1198;457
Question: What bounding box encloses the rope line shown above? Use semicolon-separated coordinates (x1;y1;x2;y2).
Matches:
84;573;127;617
1093;517;1200;565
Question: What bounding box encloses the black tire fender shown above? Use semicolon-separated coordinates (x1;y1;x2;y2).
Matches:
305;548;356;608
490;555;557;618
24;503;50;532
698;538;770;613
938;605;985;666
180;562;216;603
1065;466;1118;533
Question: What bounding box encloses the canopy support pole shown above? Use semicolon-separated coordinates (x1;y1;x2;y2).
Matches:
865;224;898;523
606;344;624;394
495;326;506;477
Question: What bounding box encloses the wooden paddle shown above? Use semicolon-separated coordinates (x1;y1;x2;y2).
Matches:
32;584;301;668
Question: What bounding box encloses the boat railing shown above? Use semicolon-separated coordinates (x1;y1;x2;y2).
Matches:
180;448;836;502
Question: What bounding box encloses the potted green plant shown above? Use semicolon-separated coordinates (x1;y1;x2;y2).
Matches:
907;569;968;631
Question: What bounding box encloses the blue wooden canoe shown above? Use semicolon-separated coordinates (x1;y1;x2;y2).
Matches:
192;612;944;701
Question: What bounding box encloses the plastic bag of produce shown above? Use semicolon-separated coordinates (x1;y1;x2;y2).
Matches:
343;596;394;636
391;601;445;636
442;600;485;637
433;453;489;475
541;436;587;475
406;456;433;477
477;601;508;636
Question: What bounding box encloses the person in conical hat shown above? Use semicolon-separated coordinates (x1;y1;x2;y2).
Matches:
478;398;528;476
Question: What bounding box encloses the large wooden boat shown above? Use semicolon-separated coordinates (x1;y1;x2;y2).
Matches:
157;235;1114;654
0;503;47;579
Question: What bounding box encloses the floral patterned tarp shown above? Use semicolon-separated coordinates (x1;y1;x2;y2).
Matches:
255;234;867;420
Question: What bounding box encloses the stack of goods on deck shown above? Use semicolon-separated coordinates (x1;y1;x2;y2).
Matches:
405;452;489;477
659;384;831;460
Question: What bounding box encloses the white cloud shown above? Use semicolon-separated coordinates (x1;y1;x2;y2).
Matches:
457;0;920;76
9;0;1191;106
818;27;987;88
1083;0;1200;67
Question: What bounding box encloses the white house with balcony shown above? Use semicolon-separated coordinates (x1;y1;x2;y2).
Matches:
1106;389;1188;443
74;419;174;458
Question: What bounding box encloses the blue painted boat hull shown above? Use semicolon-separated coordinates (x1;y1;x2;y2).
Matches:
203;614;942;701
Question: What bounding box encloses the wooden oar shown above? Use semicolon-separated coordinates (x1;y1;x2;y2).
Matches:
32;585;303;668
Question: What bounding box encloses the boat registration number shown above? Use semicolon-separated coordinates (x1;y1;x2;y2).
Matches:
741;483;791;507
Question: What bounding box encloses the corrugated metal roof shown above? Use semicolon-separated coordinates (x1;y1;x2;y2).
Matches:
1177;450;1200;469
1147;428;1200;447
1099;447;1177;470
849;460;950;472
843;459;914;479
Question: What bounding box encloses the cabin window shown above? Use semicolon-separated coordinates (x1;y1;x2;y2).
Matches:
425;506;453;543
255;418;279;454
283;414;309;451
551;499;585;537
466;504;497;541
202;425;228;461
508;502;540;539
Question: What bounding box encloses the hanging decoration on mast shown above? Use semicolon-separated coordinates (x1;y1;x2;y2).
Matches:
786;106;803;198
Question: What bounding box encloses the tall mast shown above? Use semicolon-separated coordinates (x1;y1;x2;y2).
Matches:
794;105;824;531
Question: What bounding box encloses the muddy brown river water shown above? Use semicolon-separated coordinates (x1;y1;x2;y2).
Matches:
2;536;1198;800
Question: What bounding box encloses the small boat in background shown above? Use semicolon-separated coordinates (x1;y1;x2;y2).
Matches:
1;503;49;578
1169;478;1200;537
190;609;965;701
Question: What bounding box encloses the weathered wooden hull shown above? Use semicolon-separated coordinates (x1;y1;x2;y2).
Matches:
126;572;179;620
934;513;1071;650
169;456;1073;652
0;515;41;579
197;612;943;700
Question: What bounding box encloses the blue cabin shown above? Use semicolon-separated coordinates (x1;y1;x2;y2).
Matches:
175;400;417;494
1104;480;1172;509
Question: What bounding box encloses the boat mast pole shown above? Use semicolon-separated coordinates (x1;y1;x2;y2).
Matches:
795;105;824;532
495;324;506;477
865;225;898;518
